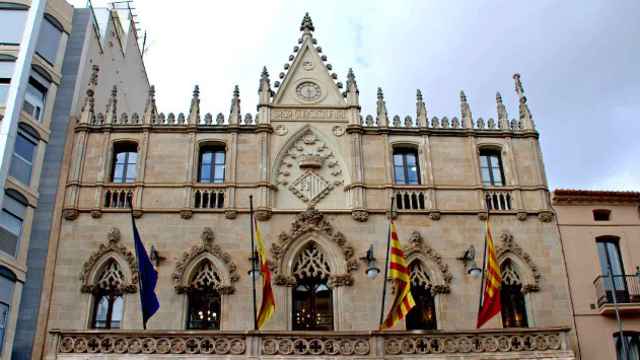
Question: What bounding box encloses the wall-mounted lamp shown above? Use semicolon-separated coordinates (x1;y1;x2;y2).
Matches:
248;251;261;277
149;245;165;268
360;245;381;279
457;245;482;278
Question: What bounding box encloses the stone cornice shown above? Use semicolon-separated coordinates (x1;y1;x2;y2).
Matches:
553;189;640;205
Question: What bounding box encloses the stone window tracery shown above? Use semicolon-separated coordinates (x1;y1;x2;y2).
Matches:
406;261;437;330
292;242;333;331
293;242;331;281
500;259;528;328
91;260;125;329
186;260;222;330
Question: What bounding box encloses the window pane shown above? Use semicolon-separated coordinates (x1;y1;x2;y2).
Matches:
394;165;406;184
13;133;35;161
406;153;417;165
479;155;489;167
214;151;225;165
199;164;211;182
407;165;419;184
93;296;109;328
113;164;124;182
201;152;212;165
35;17;62;64
481;168;492;184
214;165;225;182
0;9;27;45
127;152;137;165
125;164;137;182
393;154;404;166
9;154;32;185
24;81;46;121
0;302;8;352
0;83;9;105
110;296;124;329
0;275;15;304
115;151;127;164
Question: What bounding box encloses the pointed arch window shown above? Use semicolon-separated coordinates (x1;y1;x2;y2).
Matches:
198;145;225;183
500;259;528;328
91;260;125;329
406;261;437;330
186;260;222;329
292;242;333;330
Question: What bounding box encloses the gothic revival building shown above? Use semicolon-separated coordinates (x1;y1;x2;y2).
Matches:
37;14;576;359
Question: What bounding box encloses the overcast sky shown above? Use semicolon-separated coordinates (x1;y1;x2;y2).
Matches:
71;0;639;191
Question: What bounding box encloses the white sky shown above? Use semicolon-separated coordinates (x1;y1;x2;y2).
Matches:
70;0;640;191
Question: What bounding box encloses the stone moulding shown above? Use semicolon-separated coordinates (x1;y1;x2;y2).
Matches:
79;227;138;294
53;328;572;357
404;231;453;294
172;227;240;294
495;230;541;293
271;207;358;287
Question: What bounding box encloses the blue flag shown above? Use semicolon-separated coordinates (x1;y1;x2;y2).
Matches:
131;214;160;329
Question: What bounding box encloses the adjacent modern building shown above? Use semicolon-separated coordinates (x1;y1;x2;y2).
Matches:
553;189;640;360
37;14;577;359
0;0;149;358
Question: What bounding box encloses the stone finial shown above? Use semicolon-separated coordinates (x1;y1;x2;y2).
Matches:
376;87;388;127
460;90;473;128
229;85;241;125
79;65;99;124
300;12;315;33
345;68;359;107
258;66;272;106
188;85;200;124
143;85;157;124
496;91;509;128
416;89;428;127
513;73;535;130
105;85;118;124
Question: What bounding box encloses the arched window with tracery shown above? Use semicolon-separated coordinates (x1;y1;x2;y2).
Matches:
91;260;125;329
292;242;333;330
500;259;528;328
406;261;437;330
186;260;222;330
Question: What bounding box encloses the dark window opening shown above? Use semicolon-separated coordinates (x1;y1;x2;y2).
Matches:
186;289;221;330
614;331;640;360
594;209;612;221
500;260;528;328
406;261;437;330
292;276;333;330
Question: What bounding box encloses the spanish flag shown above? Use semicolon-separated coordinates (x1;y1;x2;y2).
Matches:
254;216;275;329
380;220;416;329
476;220;502;328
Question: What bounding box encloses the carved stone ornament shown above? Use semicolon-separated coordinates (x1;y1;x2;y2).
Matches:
351;209;369;222
90;210;102;219
538;211;554;223
275;124;288;136
62;208;79;220
79;227;138;294
224;210;238;219
256;208;272;221
180;209;193;219
271;208;358;287
332;125;345;137
172;227;240;294
275;127;344;206
495;230;541;293
403;231;452;294
516;211;528;221
429;211;441;221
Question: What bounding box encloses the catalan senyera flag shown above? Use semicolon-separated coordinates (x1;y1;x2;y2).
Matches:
254;217;275;329
476;221;502;328
380;220;416;330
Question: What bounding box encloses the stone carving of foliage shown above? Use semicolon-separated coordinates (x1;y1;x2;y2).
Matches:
403;231;452;294
495;231;541;292
275;128;344;206
271;208;357;287
79;227;138;294
173;227;239;294
292;242;331;280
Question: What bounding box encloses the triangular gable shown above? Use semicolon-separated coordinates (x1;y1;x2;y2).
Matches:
273;33;346;107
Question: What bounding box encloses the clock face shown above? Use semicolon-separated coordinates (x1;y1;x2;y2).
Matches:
296;82;321;102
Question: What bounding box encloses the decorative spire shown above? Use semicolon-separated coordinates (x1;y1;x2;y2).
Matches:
105;85;118;124
496;91;509;128
79;65;99;124
187;85;200;124
229;85;241;125
376;87;388;127
416;89;427;127
258;66;273;107
460;90;473;128
513;73;534;130
143;85;157;124
345;68;359;107
300;12;315;33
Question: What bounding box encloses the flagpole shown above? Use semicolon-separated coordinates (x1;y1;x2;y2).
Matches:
476;214;489;327
379;197;394;326
128;194;147;330
249;195;258;331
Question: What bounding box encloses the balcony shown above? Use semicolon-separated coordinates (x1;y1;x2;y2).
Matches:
484;190;513;211
594;274;640;315
49;327;574;358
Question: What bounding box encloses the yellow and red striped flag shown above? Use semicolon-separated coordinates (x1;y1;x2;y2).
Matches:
380;220;415;329
254;217;275;329
477;220;502;328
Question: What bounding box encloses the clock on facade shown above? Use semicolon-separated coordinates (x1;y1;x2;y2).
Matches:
295;81;321;102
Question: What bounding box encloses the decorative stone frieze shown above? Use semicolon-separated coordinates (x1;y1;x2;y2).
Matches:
172;227;240;294
262;336;369;356
79;227;138;294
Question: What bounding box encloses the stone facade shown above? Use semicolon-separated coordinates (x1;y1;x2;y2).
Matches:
38;14;575;359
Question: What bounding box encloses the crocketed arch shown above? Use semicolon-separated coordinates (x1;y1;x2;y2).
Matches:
495;231;541;293
172;227;240;294
404;231;452;294
79;228;138;294
271;208;358;287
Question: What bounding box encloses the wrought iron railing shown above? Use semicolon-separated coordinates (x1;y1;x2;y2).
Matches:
594;274;640;307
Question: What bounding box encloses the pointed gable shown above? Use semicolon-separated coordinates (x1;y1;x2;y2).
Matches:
273;13;346;107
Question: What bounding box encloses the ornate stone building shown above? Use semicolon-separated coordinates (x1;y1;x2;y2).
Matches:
37;14;576;359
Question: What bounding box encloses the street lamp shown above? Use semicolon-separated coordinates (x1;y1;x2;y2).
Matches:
360;245;380;279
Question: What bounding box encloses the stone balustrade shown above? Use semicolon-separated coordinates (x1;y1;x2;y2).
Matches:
49;327;574;358
485;189;514;211
193;187;227;209
393;188;428;211
103;185;136;208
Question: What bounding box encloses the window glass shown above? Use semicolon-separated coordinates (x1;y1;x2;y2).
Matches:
479;149;505;186
0;272;12;353
111;296;124;328
0;194;25;257
198;147;225;183
0;302;8;352
0;9;27;45
187;290;221;329
392;148;420;185
23;78;47;121
597;239;627;295
9;132;37;185
111;143;138;183
35;16;63;64
615;333;640;360
93;295;109;329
